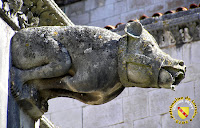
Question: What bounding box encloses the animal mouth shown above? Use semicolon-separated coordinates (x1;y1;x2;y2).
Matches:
158;67;185;90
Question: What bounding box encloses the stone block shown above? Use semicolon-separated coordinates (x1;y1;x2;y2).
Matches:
149;88;174;116
50;108;82;128
70;13;90;25
83;98;123;128
182;43;191;66
182;64;200;83
128;87;157;96
85;0;96;11
47;97;86;113
127;0;153;11
133;116;161;128
191;41;200;64
114;1;127;15
123;93;148;121
161;46;183;61
67;1;85;17
194;80;200;106
95;0;106;7
90;4;114;22
105;15;121;26
120;9;144;23
87;19;106;27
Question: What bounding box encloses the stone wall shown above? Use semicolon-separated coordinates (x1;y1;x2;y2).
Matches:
61;0;200;27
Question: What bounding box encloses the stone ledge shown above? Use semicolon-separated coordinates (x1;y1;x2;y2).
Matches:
112;8;200;48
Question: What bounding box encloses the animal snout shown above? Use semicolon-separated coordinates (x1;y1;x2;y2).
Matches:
161;59;186;85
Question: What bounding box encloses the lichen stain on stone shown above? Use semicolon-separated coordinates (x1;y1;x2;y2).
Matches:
98;35;102;39
53;31;58;36
25;43;29;47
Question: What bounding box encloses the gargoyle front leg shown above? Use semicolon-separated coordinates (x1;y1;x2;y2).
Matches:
10;53;71;88
28;72;94;93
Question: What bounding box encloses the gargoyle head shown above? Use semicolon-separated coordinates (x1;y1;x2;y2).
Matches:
118;21;186;90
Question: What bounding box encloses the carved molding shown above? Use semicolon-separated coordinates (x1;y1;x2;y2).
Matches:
0;0;74;30
113;8;200;48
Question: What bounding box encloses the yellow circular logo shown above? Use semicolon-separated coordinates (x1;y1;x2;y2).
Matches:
169;96;197;124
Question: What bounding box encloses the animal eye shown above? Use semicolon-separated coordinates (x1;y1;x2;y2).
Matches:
143;42;153;52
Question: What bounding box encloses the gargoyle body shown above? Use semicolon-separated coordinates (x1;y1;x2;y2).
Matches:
11;22;186;105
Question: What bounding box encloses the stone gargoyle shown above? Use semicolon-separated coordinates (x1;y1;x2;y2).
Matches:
10;21;186;105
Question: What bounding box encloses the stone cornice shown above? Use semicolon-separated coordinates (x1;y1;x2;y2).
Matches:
112;8;200;48
0;0;74;30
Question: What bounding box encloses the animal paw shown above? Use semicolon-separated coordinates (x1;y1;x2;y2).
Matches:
10;67;24;99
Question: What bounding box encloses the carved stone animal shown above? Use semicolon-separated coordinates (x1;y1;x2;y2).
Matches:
11;22;186;105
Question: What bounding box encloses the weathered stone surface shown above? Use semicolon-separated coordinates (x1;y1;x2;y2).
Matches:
133;116;161;128
83;98;123;128
10;22;186;120
123;93;148;121
11;22;185;109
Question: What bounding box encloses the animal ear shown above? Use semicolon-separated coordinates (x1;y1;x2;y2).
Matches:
124;21;143;38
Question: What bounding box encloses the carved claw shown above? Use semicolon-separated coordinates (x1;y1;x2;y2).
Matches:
10;67;24;99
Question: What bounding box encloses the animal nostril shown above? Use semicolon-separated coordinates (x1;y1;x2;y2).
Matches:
179;61;184;66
